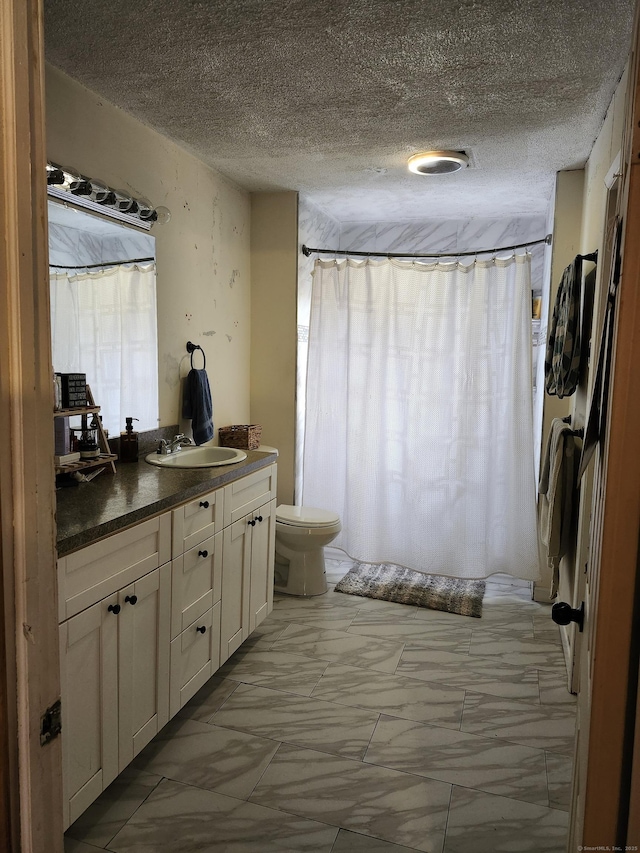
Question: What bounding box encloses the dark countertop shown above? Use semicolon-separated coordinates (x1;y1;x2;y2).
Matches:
56;450;277;557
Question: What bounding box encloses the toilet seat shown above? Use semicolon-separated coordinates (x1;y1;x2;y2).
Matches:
276;505;340;529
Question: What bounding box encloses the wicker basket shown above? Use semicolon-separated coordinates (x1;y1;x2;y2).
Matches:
218;424;262;450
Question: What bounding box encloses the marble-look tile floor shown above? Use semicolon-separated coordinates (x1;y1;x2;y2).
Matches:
64;559;576;853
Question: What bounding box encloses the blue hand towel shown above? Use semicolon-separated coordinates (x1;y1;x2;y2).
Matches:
182;368;214;445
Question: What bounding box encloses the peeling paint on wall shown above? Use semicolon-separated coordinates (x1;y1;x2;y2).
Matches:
163;352;181;389
229;269;239;288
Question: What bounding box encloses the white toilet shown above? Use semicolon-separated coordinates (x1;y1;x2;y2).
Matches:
274;505;342;596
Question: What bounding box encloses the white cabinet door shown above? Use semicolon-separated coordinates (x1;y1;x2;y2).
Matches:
59;594;119;830
60;566;170;825
221;516;252;664
248;498;276;633
221;498;276;663
117;564;171;771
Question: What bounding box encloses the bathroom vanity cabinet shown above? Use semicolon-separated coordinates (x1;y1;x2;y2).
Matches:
57;462;277;829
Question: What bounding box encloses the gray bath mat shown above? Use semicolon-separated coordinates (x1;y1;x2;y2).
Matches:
334;562;485;617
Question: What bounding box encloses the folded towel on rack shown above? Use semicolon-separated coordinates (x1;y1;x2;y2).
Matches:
538;418;577;597
182;369;214;445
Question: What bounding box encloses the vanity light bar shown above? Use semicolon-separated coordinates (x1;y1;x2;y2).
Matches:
47;186;152;231
46;163;170;229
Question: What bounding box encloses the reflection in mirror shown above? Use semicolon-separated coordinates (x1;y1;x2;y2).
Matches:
48;199;159;436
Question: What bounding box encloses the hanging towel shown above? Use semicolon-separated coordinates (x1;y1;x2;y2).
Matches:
545;256;583;398
182;369;214;445
538;418;577;597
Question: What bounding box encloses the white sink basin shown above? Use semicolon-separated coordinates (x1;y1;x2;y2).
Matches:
145;446;247;468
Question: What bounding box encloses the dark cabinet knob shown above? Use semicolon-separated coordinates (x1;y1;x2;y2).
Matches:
248;518;256;526
552;601;584;632
198;549;208;558
199;500;210;509
107;603;121;615
196;625;207;634
257;515;263;523
125;595;138;605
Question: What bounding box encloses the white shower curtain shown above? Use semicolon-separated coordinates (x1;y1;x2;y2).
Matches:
50;263;159;436
302;255;540;581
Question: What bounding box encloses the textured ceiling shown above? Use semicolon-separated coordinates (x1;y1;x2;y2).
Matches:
44;0;635;221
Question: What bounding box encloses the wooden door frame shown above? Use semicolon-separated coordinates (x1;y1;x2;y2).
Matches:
0;0;63;849
2;0;640;849
574;8;640;845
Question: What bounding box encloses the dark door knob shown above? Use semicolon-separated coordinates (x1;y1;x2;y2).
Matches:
248;518;256;526
198;550;208;558
552;601;584;632
125;595;138;605
257;515;263;523
196;625;207;634
199;500;209;509
107;603;121;615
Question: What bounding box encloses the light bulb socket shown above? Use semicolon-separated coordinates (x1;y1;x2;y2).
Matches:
153;206;171;225
114;193;136;212
70;179;92;195
96;190;117;205
47;169;65;185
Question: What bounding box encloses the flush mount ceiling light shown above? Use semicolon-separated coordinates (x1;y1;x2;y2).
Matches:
408;150;469;175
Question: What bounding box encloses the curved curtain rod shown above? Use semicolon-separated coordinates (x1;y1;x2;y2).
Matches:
302;234;553;260
50;256;155;270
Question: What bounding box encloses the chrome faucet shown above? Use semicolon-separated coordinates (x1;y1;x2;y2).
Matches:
157;434;193;455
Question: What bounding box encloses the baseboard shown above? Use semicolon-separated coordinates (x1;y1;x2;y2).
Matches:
533;582;554;604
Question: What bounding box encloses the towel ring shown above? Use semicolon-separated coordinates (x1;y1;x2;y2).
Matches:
186;340;206;370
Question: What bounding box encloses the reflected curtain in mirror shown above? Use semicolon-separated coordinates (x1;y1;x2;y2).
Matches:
50;262;159;435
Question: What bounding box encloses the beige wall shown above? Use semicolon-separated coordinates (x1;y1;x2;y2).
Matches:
581;65;629;259
542;171;585;449
46;65;251;435
250;192;298;505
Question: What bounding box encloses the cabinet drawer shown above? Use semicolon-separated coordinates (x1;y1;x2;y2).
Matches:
170;532;222;639
172;488;224;558
223;464;277;526
169;603;221;718
58;514;171;622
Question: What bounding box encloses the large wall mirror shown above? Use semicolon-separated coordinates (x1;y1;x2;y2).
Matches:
48;199;159;436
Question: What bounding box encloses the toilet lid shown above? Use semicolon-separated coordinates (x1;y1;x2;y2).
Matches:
276;505;340;528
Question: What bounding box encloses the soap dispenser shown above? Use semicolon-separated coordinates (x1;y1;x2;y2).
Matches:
120;417;139;462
